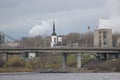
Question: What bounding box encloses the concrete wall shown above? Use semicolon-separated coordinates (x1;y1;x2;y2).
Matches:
94;29;113;48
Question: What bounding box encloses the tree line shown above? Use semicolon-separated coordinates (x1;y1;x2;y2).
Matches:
20;32;94;47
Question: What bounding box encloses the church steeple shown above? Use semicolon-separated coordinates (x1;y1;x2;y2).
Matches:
52;21;57;35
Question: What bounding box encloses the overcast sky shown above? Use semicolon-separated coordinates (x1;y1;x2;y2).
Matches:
0;0;120;38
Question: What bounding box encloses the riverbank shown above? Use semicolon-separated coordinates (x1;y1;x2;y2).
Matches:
39;68;95;73
39;59;120;73
0;67;119;73
0;67;33;73
1;59;120;73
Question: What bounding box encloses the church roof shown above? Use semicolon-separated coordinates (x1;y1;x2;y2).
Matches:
52;21;57;35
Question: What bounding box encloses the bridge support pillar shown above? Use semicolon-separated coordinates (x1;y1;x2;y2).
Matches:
3;53;8;61
115;53;118;59
101;53;107;60
77;53;81;68
96;53;100;60
62;53;67;68
104;53;107;60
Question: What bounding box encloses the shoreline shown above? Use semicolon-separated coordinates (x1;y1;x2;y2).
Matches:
0;67;120;73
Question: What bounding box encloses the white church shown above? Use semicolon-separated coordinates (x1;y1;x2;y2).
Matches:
50;22;63;47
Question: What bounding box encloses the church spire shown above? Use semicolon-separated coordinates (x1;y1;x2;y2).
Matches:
52;21;57;35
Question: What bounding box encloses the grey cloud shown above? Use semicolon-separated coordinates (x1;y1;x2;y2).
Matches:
0;0;119;38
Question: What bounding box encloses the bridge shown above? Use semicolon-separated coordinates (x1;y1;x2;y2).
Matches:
0;47;120;53
0;47;120;68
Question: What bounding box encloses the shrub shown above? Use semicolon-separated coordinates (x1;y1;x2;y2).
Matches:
25;60;42;69
5;55;26;67
25;62;32;69
0;60;5;67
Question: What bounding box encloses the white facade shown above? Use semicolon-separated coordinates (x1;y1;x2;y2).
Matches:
58;36;62;42
51;36;58;42
29;53;36;58
51;35;58;47
51;35;64;47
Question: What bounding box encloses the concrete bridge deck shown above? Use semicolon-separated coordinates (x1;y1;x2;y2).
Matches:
0;47;120;53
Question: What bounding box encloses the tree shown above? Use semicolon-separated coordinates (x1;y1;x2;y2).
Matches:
5;55;25;67
112;32;120;47
63;32;94;47
64;32;81;47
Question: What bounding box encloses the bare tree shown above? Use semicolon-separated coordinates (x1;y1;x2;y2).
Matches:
64;32;81;47
112;32;120;47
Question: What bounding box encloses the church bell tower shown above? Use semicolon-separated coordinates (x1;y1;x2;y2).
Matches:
51;21;58;47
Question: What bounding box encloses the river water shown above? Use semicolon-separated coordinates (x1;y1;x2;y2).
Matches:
0;72;120;80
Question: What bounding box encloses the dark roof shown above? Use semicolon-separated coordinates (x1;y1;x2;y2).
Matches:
52;21;57;35
52;32;57;35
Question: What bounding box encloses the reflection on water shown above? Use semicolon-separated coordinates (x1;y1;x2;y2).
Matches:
0;72;120;80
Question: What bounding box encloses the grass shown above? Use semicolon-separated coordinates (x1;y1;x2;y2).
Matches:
0;53;94;73
66;54;94;67
81;54;94;65
0;67;33;73
35;54;94;68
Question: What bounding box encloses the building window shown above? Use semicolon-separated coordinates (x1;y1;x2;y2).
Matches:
103;42;106;45
99;40;101;47
54;38;56;42
103;31;106;39
99;31;101;34
99;35;101;39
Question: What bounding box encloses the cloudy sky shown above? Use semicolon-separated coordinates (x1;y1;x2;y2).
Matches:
0;0;120;38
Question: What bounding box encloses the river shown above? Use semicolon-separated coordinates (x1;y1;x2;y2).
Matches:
0;72;120;80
